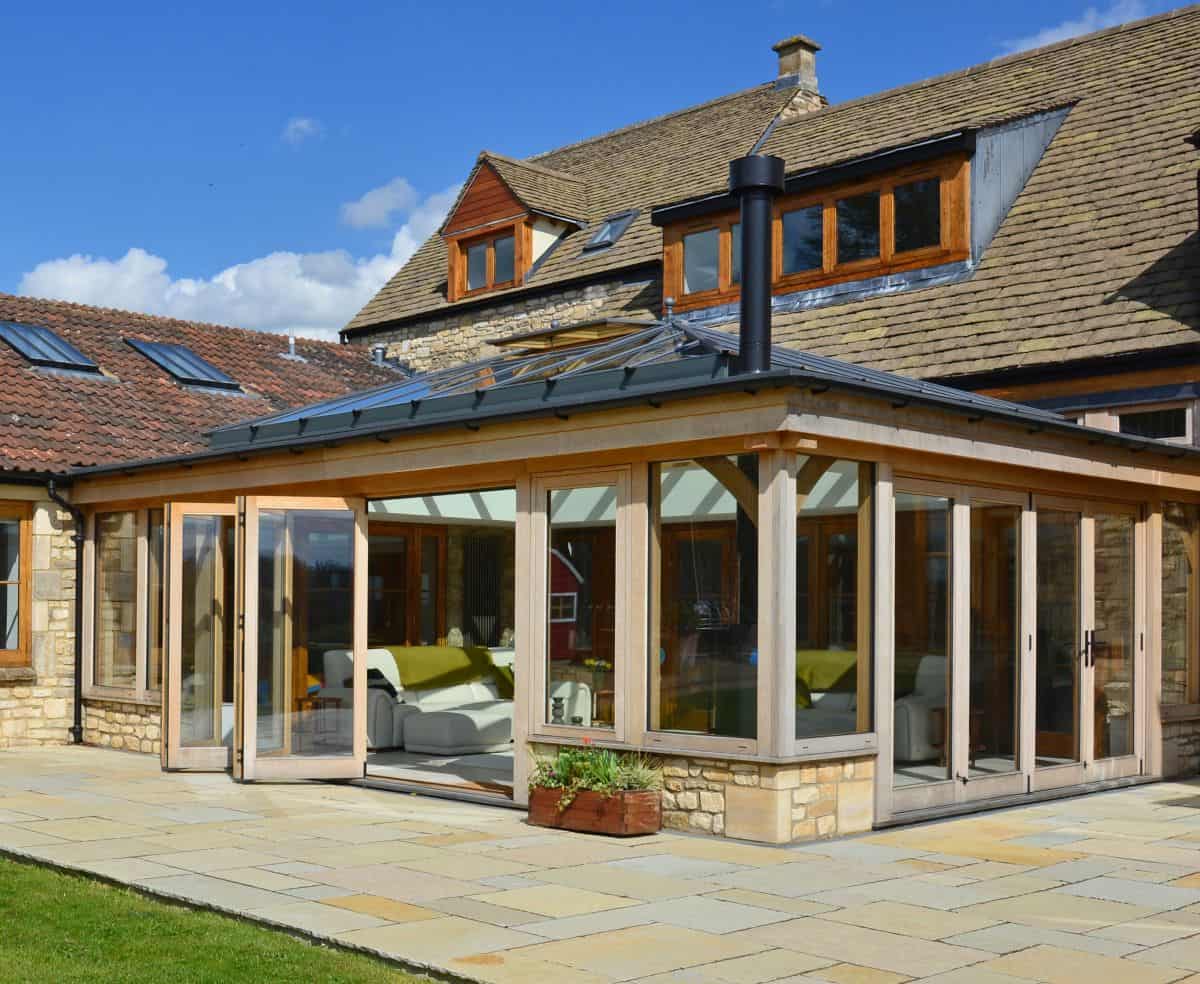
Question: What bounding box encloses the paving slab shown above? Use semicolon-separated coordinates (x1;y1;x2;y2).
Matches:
981;943;1187;984
1055;875;1200;910
471;884;639;917
945;920;1140;957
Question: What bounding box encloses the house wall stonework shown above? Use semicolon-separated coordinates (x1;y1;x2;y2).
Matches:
83;698;160;754
0;500;76;749
1163;718;1200;778
362;275;660;374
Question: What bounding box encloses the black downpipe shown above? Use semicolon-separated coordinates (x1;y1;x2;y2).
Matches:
46;479;85;744
728;154;785;374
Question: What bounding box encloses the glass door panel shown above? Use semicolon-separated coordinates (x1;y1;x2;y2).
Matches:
1091;512;1137;765
164;504;237;771
237;497;366;781
892;492;952;792
969;503;1020;779
1035;509;1082;775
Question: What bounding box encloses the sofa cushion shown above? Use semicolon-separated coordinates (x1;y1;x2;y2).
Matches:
402;701;513;755
384;645;510;696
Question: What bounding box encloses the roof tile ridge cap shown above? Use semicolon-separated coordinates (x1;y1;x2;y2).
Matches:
765;4;1196;131
483;151;587;184
525;82;784;163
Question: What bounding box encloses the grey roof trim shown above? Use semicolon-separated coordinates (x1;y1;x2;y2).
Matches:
1032;382;1200;414
485;317;657;347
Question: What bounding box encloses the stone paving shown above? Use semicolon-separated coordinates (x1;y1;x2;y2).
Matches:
7;748;1200;982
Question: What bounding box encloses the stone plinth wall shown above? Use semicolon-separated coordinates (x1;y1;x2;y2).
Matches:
1163;717;1200;778
0;500;77;748
662;754;876;844
83;698;161;754
361;275;659;373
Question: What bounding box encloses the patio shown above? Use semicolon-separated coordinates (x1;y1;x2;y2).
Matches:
6;748;1200;983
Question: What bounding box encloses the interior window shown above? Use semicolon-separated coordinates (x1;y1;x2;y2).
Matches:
781;205;823;275
492;235;515;284
682;228;720;294
650;457;758;740
894;178;941;253
730;222;742;285
836;191;881;264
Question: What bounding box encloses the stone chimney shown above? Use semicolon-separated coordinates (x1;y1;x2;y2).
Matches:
773;34;825;118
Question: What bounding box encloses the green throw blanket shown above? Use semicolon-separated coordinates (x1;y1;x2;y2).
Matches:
383;645;513;699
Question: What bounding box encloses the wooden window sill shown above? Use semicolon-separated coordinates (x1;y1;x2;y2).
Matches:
529;731;878;766
83;689;161;709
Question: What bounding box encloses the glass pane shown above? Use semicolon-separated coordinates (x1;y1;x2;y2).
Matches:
368;533;408;645
466;241;488;291
257;510;355;757
0;519;18;583
782;205;823;275
493;235;515;283
181;515;235;748
1119;407;1187;440
1094;513;1135;759
651;458;757;739
683;228;720;294
730;223;741;285
796;459;871;739
1036;510;1080;766
970;503;1020;777
548;484;617;729
0;519;19;651
1162;502;1197;705
146;509;164;691
836;191;880;264
94;511;137;688
894;493;951;786
894;178;941;253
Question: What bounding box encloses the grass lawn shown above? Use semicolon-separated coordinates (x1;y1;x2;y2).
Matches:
0;856;425;983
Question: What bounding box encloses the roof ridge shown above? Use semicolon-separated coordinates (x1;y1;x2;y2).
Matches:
481;151;586;184
0;290;341;349
769;3;1200;133
527;82;787;164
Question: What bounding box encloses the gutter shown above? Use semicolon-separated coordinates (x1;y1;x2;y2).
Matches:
46;479;84;745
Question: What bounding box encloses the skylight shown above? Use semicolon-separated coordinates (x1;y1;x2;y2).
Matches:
126;339;240;390
0;321;100;373
583;210;637;251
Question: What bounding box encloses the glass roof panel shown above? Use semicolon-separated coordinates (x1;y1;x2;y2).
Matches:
126;339;239;390
0;321;99;372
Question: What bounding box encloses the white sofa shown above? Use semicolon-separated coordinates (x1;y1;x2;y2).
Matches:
321;649;421;750
795;691;857;738
892;654;948;763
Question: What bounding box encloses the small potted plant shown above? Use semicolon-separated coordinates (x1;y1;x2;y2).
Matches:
528;743;662;836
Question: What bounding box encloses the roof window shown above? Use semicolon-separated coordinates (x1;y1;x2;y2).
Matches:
126;339;240;391
584;210;638;251
0;321;100;373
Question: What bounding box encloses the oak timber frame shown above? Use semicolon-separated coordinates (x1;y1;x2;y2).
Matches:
71;384;1200;819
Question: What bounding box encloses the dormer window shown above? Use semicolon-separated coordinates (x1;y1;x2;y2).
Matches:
463;228;517;294
441;151;589;303
662;153;969;311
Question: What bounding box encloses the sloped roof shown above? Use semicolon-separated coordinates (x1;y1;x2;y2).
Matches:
0;293;397;476
484;153;590;223
345;6;1200;384
344;83;791;332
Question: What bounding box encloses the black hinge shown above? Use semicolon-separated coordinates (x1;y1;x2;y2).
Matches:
237;613;245;630
1140;631;1145;652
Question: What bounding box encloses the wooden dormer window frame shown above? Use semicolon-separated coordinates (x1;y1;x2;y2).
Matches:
663;153;970;313
446;218;532;302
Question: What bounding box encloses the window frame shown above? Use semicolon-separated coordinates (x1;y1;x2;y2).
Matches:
83;507;165;703
446;219;529;302
0;503;32;668
664;153;970;313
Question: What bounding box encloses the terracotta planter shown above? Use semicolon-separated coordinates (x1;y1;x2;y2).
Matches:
528;786;661;836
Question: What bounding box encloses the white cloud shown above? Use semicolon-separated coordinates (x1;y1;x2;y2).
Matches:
281;116;323;145
999;0;1146;54
340;176;419;229
18;184;461;341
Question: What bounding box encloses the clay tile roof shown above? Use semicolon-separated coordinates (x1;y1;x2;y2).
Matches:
0;292;398;476
344;6;1200;385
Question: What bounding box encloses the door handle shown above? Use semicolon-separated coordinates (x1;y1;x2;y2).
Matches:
1083;629;1095;668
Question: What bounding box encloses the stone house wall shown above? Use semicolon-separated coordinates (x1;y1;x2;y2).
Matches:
83;697;161;755
0;499;77;748
361;274;659;374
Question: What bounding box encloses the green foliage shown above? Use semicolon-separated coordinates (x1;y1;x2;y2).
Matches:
529;745;661;811
0;857;419;984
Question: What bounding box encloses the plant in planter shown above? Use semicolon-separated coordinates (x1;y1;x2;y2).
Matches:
528;745;662;836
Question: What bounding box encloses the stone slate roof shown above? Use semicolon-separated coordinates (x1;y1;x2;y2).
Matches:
345;6;1200;384
483;153;591;224
0;293;397;476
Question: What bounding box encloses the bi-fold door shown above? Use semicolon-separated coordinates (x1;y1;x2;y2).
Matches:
889;483;1144;817
162;497;368;781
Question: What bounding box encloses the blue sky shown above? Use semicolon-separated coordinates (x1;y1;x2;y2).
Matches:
1;0;1175;338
